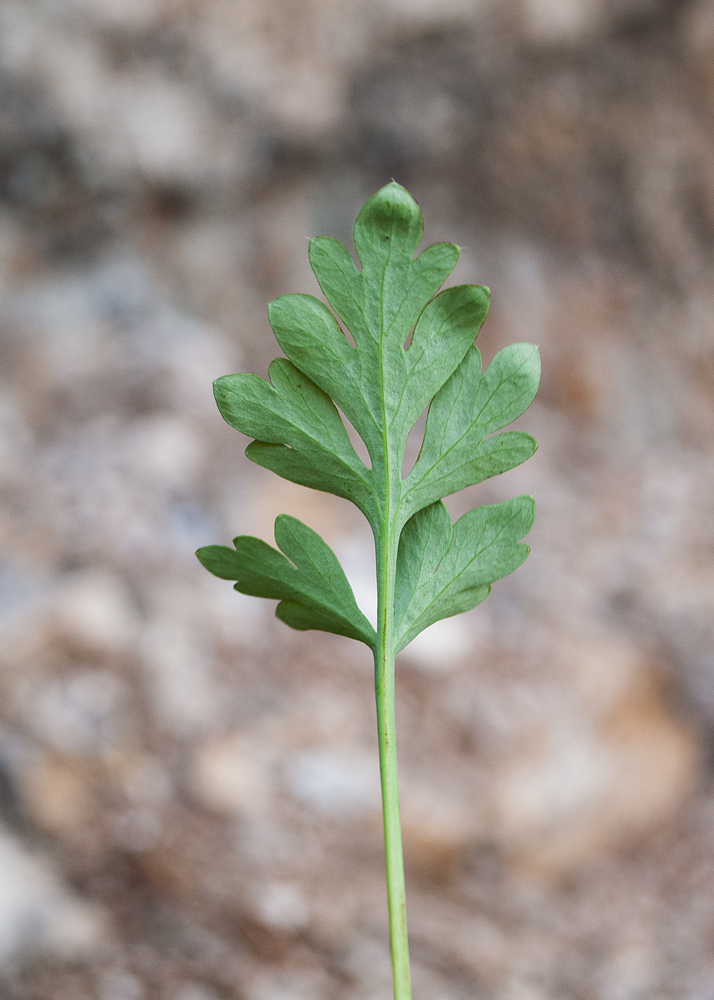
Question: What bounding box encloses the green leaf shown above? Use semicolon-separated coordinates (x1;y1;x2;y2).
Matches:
197;182;541;1000
267;292;380;455
399;284;491;433
274;184;483;489
197;515;375;648
394;497;535;651
213;358;376;520
401;343;540;522
199;181;539;651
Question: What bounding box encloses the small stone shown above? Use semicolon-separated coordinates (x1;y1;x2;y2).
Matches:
22;756;91;834
173;987;220;1000
253;881;309;933
520;0;605;44
283;748;380;820
192;733;270;818
140;614;221;735
112;807;162;853
27;671;124;755
401;616;474;673
122;414;204;495
50;570;138;660
0;827;108;964
100;971;146;1000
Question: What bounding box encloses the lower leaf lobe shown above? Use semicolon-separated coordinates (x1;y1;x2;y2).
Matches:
394;497;535;651
197;515;376;648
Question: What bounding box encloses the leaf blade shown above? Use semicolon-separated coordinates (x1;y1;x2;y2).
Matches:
397;283;490;433
395;497;535;651
353;183;461;343
402;343;540;521
213;360;375;518
267;293;380;454
197;516;376;648
200;181;540;655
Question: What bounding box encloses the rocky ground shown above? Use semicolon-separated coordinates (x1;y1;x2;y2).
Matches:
2;1;714;998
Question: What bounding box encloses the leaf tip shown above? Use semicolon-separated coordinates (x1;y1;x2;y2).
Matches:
519;494;537;533
355;182;424;257
212;374;229;397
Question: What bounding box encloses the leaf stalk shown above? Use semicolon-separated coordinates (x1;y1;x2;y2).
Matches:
375;524;412;1000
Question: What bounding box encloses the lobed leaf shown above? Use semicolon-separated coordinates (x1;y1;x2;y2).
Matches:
353;182;452;343
213;359;376;519
401;343;540;522
267;293;379;455
199;182;539;650
303;185;477;467
394;497;535;651
197;515;376;648
398;284;490;433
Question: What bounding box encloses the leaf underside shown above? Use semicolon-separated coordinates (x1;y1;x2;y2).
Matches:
199;182;540;650
394;497;535;651
197;515;376;648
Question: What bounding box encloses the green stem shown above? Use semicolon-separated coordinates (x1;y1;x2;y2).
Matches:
375;527;412;1000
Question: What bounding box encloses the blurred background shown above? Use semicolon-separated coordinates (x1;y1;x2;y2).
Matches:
2;0;714;997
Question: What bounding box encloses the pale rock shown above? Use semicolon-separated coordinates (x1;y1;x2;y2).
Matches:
112;753;172;806
0;565;50;655
122;414;204;494
197;0;366;138
248;183;321;301
170;218;255;327
0;392;33;491
0;508;12;557
289;687;367;745
32;28;253;189
0;2;48;81
599;938;657;1000
140;615;222;736
62;0;163;28
100;971;146;1000
111;74;229;186
198;573;268;650
684;0;714;102
137;304;239;420
382;0;489;30
283;748;380;820
501;984;550;1000
22;756;92;834
562;629;644;717
402;615;476;673
341;934;394;992
0;826;108;964
247;968;333;1000
27;671;125;756
192;732;271;818
10;274;112;387
520;0;605;45
492;636;700;875
49;570;138;659
241;472;357;549
0;210;30;288
332;532;377;631
399;779;486;870
253;881;310;933
173;986;221;1000
406;893;511;984
112;807;162;853
0;603;50;670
